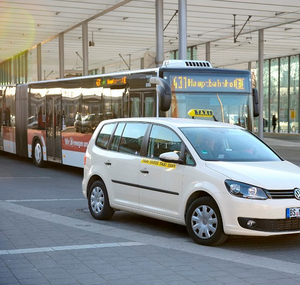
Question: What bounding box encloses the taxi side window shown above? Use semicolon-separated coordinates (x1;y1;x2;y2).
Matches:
110;123;126;151
147;125;182;159
118;122;149;155
185;149;196;166
96;123;116;149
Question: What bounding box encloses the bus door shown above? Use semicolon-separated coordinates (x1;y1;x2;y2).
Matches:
129;91;156;117
46;95;62;163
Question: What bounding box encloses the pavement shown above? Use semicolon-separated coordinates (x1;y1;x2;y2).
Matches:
2;200;300;285
263;132;300;166
1;133;300;285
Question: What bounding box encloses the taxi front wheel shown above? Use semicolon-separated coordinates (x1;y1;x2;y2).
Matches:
186;196;228;246
88;181;114;220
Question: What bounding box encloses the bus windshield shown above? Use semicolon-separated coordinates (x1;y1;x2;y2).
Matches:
167;92;252;130
163;70;253;131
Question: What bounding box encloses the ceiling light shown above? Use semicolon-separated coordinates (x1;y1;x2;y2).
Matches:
285;28;292;31
89;31;95;47
55;12;60;15
123;17;128;20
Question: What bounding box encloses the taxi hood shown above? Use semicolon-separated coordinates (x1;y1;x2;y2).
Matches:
206;160;300;189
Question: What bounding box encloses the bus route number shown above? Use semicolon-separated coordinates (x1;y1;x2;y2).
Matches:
173;76;187;90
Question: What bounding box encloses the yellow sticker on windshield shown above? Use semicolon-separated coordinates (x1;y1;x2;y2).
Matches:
141;158;176;169
188;109;214;117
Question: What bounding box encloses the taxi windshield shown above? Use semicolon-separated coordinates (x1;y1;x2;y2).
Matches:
180;127;282;162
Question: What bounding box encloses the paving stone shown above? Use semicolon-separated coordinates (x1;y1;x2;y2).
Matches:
2;182;300;285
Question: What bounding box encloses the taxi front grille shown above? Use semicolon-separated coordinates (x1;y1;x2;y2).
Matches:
238;217;300;232
271;219;300;231
265;189;295;199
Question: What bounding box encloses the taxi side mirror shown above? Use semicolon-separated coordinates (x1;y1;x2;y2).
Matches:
159;152;183;164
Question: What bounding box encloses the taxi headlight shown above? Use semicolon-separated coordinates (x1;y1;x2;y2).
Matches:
225;180;268;200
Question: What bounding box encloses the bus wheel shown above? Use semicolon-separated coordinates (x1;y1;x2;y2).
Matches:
186;196;228;246
88;180;114;220
33;140;44;167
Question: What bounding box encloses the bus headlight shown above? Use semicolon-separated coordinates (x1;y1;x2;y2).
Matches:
225;180;268;200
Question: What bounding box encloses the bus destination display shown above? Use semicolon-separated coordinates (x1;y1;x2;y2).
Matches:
96;76;127;87
169;74;250;92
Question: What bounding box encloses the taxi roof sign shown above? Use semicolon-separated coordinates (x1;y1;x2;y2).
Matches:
188;109;214;118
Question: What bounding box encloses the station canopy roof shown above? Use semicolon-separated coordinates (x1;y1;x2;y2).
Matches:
1;0;300;74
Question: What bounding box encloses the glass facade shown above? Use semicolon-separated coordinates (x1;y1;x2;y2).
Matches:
263;60;269;132
0;52;27;85
28;48;37;82
169;46;197;60
290;55;299;133
270;59;279;132
256;55;300;134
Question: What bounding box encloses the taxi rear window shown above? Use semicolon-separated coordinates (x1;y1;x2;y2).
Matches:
96;123;116;149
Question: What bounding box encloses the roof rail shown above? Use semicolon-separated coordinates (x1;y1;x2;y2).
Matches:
162;60;212;68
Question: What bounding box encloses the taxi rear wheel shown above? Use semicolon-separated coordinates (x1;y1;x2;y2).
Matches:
88;180;114;220
186;196;228;246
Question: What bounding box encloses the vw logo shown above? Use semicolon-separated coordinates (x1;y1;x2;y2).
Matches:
294;188;300;200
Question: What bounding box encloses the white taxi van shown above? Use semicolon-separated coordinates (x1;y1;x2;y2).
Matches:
82;117;300;246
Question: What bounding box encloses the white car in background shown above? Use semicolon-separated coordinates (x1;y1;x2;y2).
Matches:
279;121;298;133
290;122;299;132
82;117;300;246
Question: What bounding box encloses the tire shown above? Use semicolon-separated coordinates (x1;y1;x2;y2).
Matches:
33;140;44;167
186;196;228;246
88;180;114;220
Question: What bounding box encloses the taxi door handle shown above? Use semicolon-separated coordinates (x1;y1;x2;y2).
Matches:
104;161;111;166
140;169;149;174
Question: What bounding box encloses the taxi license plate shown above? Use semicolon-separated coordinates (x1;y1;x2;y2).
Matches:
286;208;300;218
